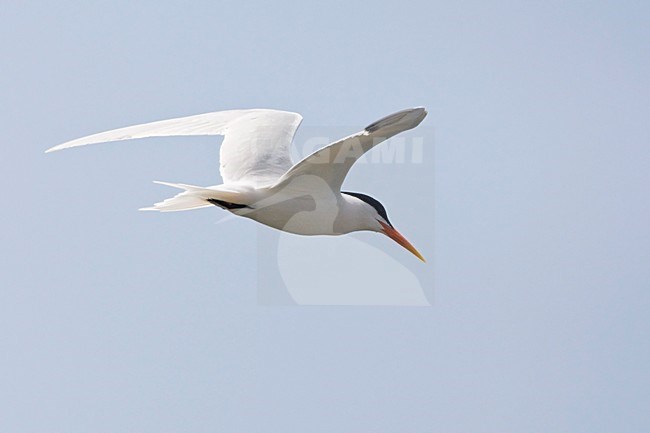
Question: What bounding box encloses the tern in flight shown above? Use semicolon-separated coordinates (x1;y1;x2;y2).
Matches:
47;107;427;261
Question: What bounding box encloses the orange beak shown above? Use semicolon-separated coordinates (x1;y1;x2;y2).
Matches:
378;221;426;262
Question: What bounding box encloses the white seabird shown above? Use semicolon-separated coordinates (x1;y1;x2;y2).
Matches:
47;107;428;261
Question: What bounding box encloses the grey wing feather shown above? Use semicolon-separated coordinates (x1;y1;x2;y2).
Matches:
46;109;303;186
274;107;427;192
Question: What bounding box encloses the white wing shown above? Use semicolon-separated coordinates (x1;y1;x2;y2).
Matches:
46;109;303;186
274;107;427;192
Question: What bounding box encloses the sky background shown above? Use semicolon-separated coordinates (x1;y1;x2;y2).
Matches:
2;1;650;432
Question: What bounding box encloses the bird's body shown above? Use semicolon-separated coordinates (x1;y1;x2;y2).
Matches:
228;187;377;236
47;107;427;260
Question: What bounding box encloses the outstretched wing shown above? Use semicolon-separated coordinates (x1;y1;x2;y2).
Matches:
46;109;303;186
273;107;427;192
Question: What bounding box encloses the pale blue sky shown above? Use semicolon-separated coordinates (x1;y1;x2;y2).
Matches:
2;1;649;432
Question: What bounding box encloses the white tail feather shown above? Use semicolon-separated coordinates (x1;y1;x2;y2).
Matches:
140;181;244;212
152;181;207;192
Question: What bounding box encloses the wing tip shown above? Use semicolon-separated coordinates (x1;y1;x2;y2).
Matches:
45;142;79;153
365;107;427;133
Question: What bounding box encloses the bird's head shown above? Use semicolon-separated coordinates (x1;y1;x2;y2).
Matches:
342;192;425;262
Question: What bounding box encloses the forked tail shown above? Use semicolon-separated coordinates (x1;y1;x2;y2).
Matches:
140;181;246;212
